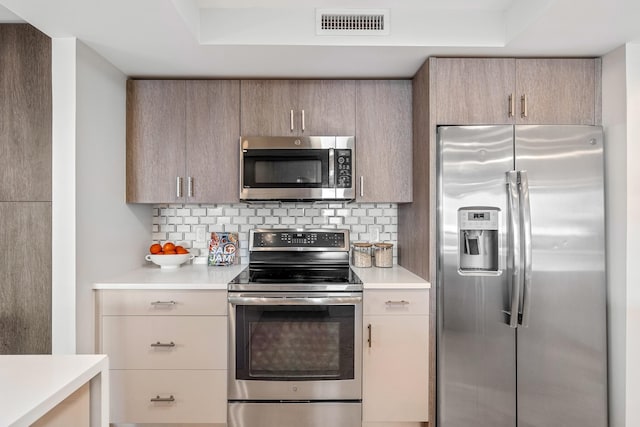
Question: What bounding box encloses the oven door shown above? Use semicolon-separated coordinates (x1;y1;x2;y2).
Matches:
228;292;362;401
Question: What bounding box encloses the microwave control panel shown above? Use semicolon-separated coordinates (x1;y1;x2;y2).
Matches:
335;149;352;188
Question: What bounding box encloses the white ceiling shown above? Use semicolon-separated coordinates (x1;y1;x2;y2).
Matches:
0;0;638;78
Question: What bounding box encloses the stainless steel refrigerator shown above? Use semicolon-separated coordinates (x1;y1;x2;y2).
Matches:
437;125;608;427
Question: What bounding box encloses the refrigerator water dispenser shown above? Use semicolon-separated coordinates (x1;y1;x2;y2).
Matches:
458;207;499;272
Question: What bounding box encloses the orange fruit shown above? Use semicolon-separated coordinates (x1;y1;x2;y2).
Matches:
162;242;176;252
176;246;188;254
164;250;177;255
149;243;162;254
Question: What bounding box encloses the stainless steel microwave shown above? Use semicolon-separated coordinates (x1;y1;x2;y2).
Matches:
239;136;355;201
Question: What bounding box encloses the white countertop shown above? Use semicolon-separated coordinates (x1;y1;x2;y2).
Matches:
0;354;108;426
93;263;247;290
353;265;431;289
93;263;429;290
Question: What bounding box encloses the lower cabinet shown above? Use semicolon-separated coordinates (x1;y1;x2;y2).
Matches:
110;370;226;424
96;287;430;426
363;289;430;425
95;289;227;426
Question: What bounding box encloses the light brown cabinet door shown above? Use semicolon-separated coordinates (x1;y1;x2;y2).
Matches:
186;80;240;203
126;80;186;203
298;80;355;135
356;80;412;203
435;58;516;125
516;58;596;125
0;202;51;354
240;80;356;136
240;80;298;136
0;25;52;202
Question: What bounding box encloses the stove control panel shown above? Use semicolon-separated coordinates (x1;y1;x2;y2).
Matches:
250;229;349;251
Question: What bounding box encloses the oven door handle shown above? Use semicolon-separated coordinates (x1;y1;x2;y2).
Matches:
228;295;362;306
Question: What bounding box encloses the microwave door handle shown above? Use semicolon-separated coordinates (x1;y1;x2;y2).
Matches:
328;148;335;187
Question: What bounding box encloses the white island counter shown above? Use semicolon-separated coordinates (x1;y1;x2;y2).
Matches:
0;354;109;427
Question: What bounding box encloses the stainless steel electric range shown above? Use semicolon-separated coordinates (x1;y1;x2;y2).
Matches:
227;228;362;427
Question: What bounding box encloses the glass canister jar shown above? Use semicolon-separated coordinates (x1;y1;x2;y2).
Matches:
351;242;373;268
373;242;394;268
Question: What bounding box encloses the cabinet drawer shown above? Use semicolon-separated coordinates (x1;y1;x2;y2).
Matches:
110;369;226;424
102;316;226;369
98;289;226;315
364;289;429;315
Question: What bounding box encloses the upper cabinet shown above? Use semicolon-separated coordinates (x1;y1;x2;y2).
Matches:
356;80;413;203
186;81;241;203
127;78;414;204
127;80;240;203
435;58;516;125
0;25;52;202
435;58;599;125
515;58;597;125
240;80;356;136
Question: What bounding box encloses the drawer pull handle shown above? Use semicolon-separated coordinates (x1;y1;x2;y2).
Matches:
150;395;175;403
151;341;176;348
385;300;410;306
151;301;177;306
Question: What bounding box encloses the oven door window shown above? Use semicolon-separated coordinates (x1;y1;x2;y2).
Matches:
243;149;330;188
235;304;355;381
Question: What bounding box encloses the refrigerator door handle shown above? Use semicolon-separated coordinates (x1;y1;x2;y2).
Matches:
506;171;521;328
518;170;533;327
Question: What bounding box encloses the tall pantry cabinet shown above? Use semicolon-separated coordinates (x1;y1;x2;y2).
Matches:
0;24;52;354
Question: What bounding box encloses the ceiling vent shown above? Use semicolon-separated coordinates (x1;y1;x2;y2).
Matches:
316;9;390;36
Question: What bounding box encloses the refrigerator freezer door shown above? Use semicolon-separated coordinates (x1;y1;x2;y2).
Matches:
514;125;607;427
437;125;516;427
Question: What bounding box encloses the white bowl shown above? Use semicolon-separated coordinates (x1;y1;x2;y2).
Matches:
145;253;194;269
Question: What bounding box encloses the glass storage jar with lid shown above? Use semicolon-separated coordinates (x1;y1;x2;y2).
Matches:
351;242;373;268
373;242;394;268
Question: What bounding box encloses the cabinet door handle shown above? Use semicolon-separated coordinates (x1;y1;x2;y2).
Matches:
508;93;514;118
385;300;410;306
187;176;194;198
150;300;177;306
301;109;305;132
290;109;294;131
359;176;364;198
150;341;176;348
521;94;528;118
150;395;175;403
367;324;372;348
176;177;183;198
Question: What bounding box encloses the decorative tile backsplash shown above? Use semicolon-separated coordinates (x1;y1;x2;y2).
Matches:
151;202;398;264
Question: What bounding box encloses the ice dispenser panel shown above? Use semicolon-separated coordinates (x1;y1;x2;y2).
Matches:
458;207;499;272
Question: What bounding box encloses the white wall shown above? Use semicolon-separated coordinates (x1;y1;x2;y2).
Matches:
624;42;640;427
51;38;78;354
51;38;151;354
75;40;151;354
602;42;640;427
